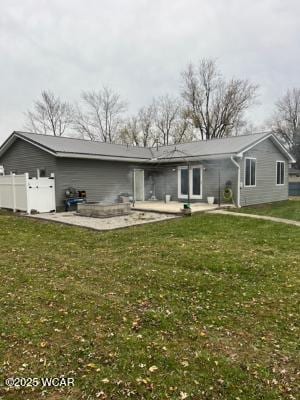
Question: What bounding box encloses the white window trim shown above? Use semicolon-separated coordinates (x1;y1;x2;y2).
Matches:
178;165;203;200
244;157;256;187
178;166;188;199
276;161;285;186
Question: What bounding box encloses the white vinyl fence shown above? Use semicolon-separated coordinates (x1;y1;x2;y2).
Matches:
0;173;56;213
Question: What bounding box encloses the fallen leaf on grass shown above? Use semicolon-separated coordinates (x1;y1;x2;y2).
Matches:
180;392;189;399
86;363;98;369
181;361;189;368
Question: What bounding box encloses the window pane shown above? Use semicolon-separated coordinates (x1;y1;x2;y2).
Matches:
277;162;281;184
277;162;284;184
192;168;201;195
281;162;284;184
181;169;188;195
250;159;256;186
245;159;251;186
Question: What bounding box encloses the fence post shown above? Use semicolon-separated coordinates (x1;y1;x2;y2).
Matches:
50;173;56;212
11;173;16;212
25;173;31;214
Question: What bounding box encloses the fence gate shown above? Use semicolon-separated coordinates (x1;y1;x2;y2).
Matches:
0;173;56;213
289;182;300;196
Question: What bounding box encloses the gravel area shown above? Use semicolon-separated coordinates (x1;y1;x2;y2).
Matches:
28;210;178;230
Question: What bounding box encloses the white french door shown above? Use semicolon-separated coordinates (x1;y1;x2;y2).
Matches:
178;165;202;200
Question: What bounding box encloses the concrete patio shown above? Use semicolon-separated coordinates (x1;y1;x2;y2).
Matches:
28;210;178;231
132;201;220;214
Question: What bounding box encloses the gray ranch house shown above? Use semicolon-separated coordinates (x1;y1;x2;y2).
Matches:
0;131;295;209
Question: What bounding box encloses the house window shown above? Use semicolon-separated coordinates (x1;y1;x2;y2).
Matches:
180;168;189;195
192;167;201;196
276;161;285;185
245;158;256;187
37;168;47;178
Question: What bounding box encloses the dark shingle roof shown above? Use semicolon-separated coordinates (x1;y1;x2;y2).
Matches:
15;131;152;160
0;130;294;163
152;132;272;159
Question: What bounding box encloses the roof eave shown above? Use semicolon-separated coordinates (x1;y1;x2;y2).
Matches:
56;152;151;163
15;132;58;156
236;133;296;163
0;132;16;158
0;132;57;158
1;131;295;164
150;153;238;163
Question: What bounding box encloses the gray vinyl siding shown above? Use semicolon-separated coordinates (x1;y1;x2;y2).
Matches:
0;138;56;177
202;160;238;204
239;138;289;206
145;167;178;201
55;158;143;207
0;139;139;208
0;136;290;210
144;160;238;204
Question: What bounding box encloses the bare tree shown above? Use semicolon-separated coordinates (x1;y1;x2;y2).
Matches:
72;103;94;140
25;90;74;136
120;104;156;147
181;59;258;140
119;116;140;146
121;97;194;147
137;103;157;147
154;95;179;145
73;86;127;142
120;105;156;147
154;95;193;145
271;88;300;147
270;88;300;168
173;108;195;144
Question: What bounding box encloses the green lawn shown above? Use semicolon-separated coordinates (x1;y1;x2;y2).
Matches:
230;200;300;221
0;212;299;400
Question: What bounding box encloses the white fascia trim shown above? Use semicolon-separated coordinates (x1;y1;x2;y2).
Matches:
154;153;237;163
0;134;23;158
0;134;56;158
237;133;272;156
14;134;57;156
271;136;296;163
237;133;296;163
56;152;150;163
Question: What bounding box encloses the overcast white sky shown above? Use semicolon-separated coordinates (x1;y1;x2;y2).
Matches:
0;0;299;143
